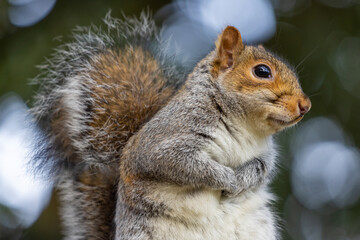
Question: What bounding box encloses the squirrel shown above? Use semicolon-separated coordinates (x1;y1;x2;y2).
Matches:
31;12;311;240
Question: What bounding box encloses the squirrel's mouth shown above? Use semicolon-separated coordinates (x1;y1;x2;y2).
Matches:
267;115;302;126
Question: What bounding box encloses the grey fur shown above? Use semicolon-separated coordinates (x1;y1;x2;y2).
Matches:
30;12;305;240
116;52;279;239
31;12;184;240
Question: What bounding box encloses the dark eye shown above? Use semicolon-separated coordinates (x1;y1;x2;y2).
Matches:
253;64;272;79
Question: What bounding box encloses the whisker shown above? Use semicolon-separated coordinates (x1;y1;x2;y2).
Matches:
295;46;319;70
307;92;321;98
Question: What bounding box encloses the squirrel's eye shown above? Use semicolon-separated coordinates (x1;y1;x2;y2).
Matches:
253;64;272;79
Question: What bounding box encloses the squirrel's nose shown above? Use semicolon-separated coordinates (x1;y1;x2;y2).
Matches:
298;97;311;116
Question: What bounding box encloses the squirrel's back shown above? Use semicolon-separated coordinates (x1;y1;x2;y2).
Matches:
31;12;184;239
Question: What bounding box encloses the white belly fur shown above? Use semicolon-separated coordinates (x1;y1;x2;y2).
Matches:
150;122;277;239
149;185;277;240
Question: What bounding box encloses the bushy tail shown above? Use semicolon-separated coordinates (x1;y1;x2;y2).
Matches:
31;12;184;239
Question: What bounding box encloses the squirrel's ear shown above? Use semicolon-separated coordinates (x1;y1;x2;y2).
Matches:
215;26;244;72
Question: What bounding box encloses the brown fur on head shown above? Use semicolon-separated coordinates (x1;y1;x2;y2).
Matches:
212;26;311;135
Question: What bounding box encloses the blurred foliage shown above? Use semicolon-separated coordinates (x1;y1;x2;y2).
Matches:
266;3;360;240
267;4;360;239
0;0;359;239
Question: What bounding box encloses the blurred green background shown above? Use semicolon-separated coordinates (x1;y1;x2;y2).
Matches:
0;0;360;239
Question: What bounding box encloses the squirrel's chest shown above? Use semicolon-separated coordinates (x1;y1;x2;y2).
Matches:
203;122;269;168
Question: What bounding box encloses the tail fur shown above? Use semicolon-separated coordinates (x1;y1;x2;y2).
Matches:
31;12;184;239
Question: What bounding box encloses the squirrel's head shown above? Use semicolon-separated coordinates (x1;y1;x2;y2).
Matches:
211;26;311;135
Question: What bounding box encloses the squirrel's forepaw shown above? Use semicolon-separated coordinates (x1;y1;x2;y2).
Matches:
221;182;243;198
255;158;266;175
